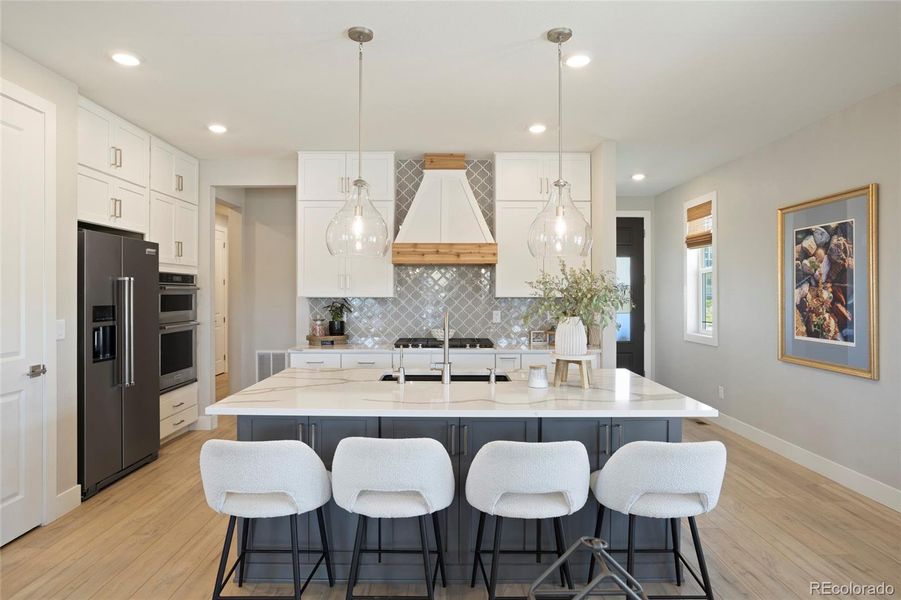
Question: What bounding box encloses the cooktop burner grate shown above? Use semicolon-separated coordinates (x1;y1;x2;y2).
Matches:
394;337;494;349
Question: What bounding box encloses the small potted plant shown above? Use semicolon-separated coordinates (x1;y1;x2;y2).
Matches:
525;260;630;355
324;299;353;336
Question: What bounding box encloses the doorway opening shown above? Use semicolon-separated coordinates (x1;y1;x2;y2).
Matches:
213;196;242;401
615;212;652;376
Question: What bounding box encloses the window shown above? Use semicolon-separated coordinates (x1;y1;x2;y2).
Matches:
684;193;718;345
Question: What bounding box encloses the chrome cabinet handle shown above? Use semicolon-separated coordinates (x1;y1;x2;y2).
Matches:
310;423;317;452
116;147;123;168
449;424;457;455
172;401;185;409
462;425;469;455
599;423;610;457
110;197;117;217
110;147;117;167
306;361;324;365
116;198;122;218
298;423;305;443
357;361;376;365
613;423;623;449
173;419;185;427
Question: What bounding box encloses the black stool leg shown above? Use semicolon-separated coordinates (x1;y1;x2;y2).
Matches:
670;517;683;586
487;516;504;600
627;514;636;574
536;520;542;563
346;515;366;600
431;512;447;587
470;511;486;588
316;507;335;587
212;515;236;600
586;504;604;582
553;517;574;589
237;518;251;587
289;514;301;600
418;515;435;600
688;516;715;600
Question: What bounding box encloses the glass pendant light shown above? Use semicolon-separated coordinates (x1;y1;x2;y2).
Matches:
527;28;592;260
326;27;389;257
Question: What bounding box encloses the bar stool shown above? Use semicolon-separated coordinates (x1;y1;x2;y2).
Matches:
465;440;590;600
332;437;455;600
587;440;727;600
200;439;334;600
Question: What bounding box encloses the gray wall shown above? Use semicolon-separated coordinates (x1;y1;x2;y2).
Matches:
652;85;901;488
618;196;655;212
2;44;80;498
241;188;297;387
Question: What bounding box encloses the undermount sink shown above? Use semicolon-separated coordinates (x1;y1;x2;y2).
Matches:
379;373;511;382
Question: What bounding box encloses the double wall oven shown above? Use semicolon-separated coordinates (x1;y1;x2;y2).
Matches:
159;272;198;392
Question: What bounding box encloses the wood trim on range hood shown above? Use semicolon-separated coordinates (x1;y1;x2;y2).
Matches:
392;153;497;265
392;242;498;265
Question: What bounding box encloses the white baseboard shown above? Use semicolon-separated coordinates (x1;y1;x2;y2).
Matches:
46;484;81;523
711;412;901;512
190;415;214;431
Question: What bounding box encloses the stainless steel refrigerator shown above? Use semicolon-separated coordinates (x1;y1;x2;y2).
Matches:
78;228;160;499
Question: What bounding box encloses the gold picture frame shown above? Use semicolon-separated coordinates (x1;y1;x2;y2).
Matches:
777;184;878;379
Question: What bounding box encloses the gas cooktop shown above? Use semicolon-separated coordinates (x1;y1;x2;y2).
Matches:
394;337;494;349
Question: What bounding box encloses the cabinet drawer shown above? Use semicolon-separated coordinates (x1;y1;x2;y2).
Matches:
160;404;198;439
289;353;341;369
395;352;433;370
341;354;392;369
159;382;198;421
495;354;521;371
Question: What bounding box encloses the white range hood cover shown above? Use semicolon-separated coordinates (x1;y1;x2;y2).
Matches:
395;169;495;244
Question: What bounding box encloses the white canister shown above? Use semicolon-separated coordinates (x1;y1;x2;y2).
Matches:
528;365;549;389
555;316;588;356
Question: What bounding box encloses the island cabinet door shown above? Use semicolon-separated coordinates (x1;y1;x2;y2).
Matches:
606;417;682;580
378;417;462;573
236;416;313;576
308;416;380;570
539;418;614;565
458;418;540;574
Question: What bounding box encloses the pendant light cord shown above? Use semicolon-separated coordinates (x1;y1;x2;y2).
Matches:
357;41;363;182
557;40;563;186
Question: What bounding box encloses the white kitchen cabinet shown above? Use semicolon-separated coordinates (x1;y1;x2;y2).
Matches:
150;136;198;204
298;151;395;202
159;382;198;440
495;354;522;371
495;200;591;297
443;353;496;371
341;353;392;369
77;96;149;188
148;192;198;270
297;200;394;298
76;166;148;234
495;152;591;202
289;353;342;369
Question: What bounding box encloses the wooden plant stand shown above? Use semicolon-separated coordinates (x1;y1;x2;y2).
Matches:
553;355;593;389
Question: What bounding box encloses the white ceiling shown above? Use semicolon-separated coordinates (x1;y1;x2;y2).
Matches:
2;2;899;195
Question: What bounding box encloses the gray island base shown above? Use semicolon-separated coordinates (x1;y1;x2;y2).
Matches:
207;368;718;585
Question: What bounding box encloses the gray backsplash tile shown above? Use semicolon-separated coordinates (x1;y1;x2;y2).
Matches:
307;159;546;347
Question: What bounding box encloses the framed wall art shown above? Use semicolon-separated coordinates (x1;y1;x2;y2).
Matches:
777;184;878;379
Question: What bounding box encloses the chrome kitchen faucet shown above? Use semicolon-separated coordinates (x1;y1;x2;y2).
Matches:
430;310;452;385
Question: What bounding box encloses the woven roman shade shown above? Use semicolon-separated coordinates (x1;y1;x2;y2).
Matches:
685;200;713;249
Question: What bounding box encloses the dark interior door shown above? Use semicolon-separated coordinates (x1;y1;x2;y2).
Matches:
616;217;645;375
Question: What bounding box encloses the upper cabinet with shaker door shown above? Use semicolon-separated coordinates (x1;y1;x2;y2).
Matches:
150;136;198;204
495;152;591;202
77;97;149;188
149;192;198;270
298;151;395;202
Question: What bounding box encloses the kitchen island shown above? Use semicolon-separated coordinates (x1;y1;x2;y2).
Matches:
207;367;717;584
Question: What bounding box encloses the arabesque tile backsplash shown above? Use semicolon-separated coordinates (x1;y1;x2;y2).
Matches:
307;159;546;347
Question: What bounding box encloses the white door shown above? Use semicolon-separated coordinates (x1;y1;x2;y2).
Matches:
1;92;48;545
149;193;177;264
214;227;228;374
495;154;545;201
495;202;543;297
174;200;198;267
113;120;148;187
149;138;176;196
346;201;394;297
174;153;198;204
346;153;395;201
298;153;347;201
77;99;115;175
111;179;148;234
297;202;346;296
76;167;117;227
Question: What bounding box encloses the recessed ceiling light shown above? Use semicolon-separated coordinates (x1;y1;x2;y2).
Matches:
632;173;646;181
208;123;228;134
528;123;547;134
565;54;591;68
111;52;141;67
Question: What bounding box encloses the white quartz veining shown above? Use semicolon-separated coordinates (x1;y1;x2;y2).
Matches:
207;368;718;418
291;344;602;355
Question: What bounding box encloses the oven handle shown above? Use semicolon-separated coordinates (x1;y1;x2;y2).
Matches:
159;285;200;291
159;321;200;332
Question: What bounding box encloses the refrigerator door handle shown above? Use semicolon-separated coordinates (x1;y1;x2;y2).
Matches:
118;276;136;387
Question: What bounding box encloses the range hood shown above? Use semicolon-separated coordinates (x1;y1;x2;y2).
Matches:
392;154;498;265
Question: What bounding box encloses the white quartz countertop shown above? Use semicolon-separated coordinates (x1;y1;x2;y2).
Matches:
290;344;601;355
207;368;718;419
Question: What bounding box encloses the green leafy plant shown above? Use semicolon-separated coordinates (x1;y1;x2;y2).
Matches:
325;299;353;322
524;260;631;331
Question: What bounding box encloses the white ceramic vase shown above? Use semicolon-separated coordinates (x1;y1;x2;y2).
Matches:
555;316;588;356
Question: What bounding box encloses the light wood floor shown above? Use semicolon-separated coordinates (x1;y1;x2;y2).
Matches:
216;372;230;401
1;418;898;599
